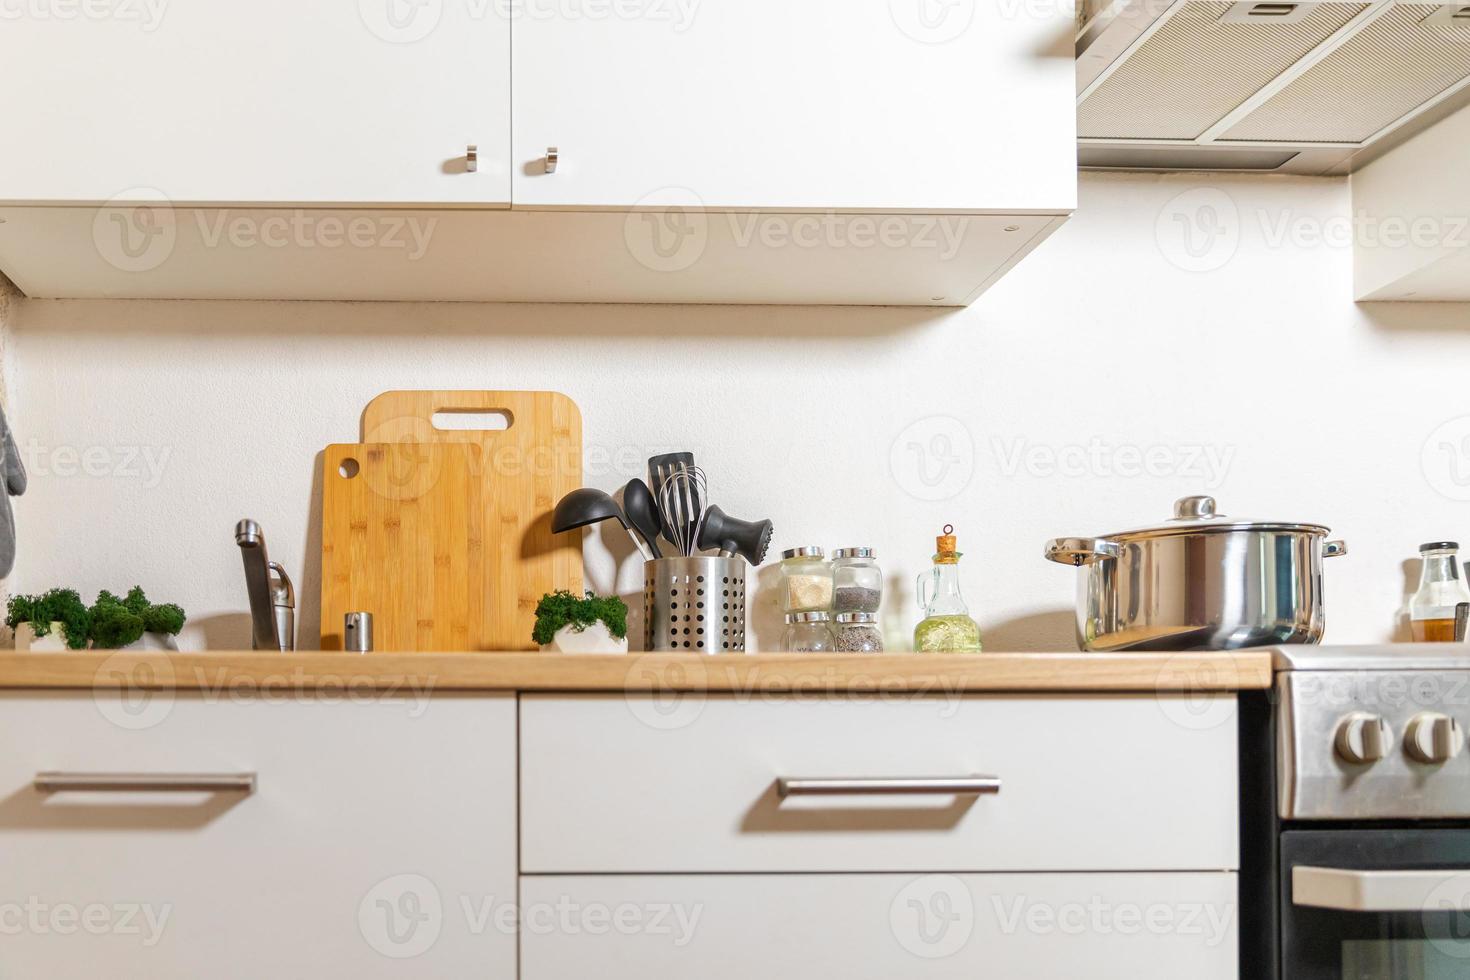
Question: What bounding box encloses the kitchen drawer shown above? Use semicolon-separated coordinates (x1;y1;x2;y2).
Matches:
0;692;515;980
520;694;1238;873
519;872;1238;979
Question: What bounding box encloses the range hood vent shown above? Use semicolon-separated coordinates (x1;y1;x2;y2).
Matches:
1077;0;1470;171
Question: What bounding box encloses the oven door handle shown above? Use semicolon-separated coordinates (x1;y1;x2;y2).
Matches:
1294;866;1470;913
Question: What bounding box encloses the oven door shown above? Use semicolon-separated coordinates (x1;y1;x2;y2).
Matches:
1283;829;1470;979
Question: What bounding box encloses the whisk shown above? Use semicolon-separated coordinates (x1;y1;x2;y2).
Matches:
657;465;708;557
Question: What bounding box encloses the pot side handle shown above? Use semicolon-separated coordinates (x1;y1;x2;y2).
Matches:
1323;540;1348;558
1044;537;1121;567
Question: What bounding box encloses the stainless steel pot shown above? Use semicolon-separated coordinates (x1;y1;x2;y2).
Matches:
1044;495;1347;652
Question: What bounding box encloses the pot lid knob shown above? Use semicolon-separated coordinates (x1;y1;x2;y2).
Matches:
1173;495;1218;520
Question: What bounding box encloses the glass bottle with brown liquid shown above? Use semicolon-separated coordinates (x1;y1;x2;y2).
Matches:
1410;541;1470;642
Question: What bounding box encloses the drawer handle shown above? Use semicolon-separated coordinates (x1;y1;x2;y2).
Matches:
776;776;1001;798
34;772;257;794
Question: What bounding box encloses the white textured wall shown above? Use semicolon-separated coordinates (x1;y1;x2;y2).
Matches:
10;172;1470;651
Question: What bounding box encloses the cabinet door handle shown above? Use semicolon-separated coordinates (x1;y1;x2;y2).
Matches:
466;144;478;173
35;772;257;793
777;776;1000;798
545;146;558;174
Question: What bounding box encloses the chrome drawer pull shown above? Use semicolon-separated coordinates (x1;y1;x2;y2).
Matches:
35;772;257;793
777;776;1001;798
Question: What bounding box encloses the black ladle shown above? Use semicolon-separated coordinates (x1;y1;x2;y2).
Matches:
552;488;653;561
621;479;664;559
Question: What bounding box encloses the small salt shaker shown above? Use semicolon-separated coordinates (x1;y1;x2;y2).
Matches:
344;612;374;653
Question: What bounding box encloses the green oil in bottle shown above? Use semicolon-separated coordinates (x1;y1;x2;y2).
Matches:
913;524;982;653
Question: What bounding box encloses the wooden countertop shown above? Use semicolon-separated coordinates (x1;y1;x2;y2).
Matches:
0;651;1272;693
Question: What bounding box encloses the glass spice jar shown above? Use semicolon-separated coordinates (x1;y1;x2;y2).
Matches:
780;546;834;614
834;612;884;652
781;611;835;653
832;548;882;614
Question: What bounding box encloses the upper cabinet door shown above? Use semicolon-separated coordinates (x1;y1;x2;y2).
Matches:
0;2;509;206
512;0;1076;212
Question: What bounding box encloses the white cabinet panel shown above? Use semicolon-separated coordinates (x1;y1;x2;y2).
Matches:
520;872;1239;980
0;3;509;205
0;204;1058;304
520;695;1238;873
512;0;1076;212
0;693;516;980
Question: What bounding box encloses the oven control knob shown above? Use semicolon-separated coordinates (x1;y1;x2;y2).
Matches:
1405;713;1465;765
1335;713;1391;765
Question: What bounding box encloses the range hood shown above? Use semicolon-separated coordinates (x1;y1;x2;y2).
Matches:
1077;0;1470;172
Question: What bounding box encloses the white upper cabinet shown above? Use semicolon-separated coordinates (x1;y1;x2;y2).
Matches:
1353;102;1470;302
0;1;510;206
512;0;1076;213
0;0;1075;304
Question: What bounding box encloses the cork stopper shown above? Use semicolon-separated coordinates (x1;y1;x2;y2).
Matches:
934;524;959;564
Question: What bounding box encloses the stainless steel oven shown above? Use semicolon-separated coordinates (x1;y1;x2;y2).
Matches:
1244;647;1470;980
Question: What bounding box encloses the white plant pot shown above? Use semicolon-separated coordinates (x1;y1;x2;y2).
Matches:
120;632;179;652
14;621;77;652
540;621;628;655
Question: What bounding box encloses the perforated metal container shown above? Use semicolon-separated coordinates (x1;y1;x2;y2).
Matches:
644;557;747;653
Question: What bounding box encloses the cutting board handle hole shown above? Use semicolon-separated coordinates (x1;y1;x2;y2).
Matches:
432;410;514;432
338;458;360;479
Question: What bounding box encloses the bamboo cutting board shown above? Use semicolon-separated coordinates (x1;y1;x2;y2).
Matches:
320;391;582;651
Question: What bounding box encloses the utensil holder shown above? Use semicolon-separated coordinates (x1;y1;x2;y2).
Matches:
644;557;747;652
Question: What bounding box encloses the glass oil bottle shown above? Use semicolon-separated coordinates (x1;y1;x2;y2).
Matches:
914;524;982;653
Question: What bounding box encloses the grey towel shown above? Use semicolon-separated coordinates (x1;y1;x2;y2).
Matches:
0;404;25;579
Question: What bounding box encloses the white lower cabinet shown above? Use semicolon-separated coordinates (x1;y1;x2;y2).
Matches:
521;694;1239;873
519;872;1239;979
0;693;517;980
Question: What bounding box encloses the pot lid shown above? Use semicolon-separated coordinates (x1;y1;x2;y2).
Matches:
1107;495;1331;538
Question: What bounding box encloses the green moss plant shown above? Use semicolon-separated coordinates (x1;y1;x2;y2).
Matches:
532;590;629;646
6;589;92;650
89;587;188;650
